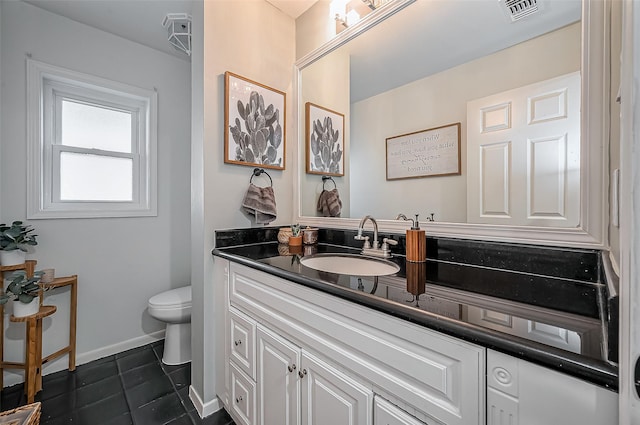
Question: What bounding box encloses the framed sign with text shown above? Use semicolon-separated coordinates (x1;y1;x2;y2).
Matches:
386;123;461;180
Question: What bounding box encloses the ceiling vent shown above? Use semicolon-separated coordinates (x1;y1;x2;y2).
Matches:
502;0;539;22
162;13;192;56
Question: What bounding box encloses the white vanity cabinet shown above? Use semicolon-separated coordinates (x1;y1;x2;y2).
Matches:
486;350;618;425
227;306;373;425
256;325;373;425
221;261;485;425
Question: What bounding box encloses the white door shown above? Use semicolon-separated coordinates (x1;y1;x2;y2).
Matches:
300;351;373;425
257;326;301;425
467;72;581;227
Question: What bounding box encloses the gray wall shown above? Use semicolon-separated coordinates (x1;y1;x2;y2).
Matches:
0;1;191;385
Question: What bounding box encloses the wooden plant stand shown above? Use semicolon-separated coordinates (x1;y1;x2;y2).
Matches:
10;306;56;403
0;261;77;403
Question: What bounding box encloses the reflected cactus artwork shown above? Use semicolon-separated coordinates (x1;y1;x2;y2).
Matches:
225;72;286;170
305;103;345;177
309;116;342;174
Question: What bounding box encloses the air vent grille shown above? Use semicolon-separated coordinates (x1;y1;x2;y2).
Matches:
504;0;539;22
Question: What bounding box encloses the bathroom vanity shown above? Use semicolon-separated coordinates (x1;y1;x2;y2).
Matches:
212;228;618;425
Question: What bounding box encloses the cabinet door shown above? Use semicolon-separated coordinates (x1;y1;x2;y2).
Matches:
300;351;373;425
257;326;301;425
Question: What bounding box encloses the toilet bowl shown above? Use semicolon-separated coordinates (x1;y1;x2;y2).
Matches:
148;285;191;365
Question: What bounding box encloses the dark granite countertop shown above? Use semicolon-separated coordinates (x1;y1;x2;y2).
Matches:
213;232;618;392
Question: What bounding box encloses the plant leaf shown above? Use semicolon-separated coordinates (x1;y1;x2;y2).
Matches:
18;294;34;303
310;134;319;155
266;146;277;163
254;128;267;157
272;123;282;149
244;147;255;163
237;100;246;120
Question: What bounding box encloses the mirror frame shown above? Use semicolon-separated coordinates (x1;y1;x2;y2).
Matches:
294;0;609;249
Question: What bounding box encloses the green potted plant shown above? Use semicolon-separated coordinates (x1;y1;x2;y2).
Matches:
0;270;44;317
0;221;38;266
288;224;303;247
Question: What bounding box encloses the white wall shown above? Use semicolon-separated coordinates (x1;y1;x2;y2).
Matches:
296;0;332;60
0;1;191;385
190;0;295;416
300;46;351;217
349;23;581;221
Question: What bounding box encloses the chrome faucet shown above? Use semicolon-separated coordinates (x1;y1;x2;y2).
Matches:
355;215;397;258
356;215;379;249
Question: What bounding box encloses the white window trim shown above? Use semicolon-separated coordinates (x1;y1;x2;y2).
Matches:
27;59;158;219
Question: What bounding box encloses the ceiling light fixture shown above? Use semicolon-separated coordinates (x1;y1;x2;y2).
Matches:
330;0;391;33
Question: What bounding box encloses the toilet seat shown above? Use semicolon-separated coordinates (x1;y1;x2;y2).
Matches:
148;286;191;310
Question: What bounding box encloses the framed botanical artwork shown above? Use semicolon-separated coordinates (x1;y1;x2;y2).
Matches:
305;102;345;176
386;122;461;180
224;71;286;170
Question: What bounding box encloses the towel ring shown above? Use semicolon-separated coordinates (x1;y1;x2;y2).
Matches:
322;176;336;190
250;168;273;187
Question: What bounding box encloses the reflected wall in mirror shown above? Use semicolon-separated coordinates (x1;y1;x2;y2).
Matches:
299;0;582;227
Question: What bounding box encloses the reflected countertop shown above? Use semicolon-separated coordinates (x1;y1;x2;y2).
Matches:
212;241;618;391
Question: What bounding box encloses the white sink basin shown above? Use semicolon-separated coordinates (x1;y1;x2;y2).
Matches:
300;254;400;276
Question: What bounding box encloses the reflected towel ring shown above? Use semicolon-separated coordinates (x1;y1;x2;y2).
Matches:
322;176;336;190
251;168;273;187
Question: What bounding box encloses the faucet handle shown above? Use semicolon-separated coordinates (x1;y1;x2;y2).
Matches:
382;238;398;251
380;238;397;258
382;238;398;247
361;236;371;249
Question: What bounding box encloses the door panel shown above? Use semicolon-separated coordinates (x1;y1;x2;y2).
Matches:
301;352;373;425
467;71;580;227
257;326;301;425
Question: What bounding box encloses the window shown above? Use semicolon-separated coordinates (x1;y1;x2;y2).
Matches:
27;59;157;218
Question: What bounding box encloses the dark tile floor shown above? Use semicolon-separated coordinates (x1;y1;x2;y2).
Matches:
1;340;235;425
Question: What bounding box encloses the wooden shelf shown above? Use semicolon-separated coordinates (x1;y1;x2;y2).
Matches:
10;305;57;323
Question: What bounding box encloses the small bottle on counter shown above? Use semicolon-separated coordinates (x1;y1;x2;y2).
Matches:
405;214;426;263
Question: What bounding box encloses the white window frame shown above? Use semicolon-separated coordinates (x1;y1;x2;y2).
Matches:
27;59;157;219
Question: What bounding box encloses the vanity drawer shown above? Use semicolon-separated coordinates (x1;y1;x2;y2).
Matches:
229;307;256;380
229;362;256;425
374;397;428;425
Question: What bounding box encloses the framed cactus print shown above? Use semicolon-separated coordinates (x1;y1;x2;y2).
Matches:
224;72;286;170
305;102;345;176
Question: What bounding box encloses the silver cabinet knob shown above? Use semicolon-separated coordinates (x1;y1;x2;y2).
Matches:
288;364;297;373
234;339;242;346
236;396;243;403
298;369;307;378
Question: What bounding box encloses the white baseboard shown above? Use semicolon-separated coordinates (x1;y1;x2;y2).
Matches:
189;385;222;418
3;330;165;388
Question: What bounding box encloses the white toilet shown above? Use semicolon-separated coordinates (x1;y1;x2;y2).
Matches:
148;285;192;365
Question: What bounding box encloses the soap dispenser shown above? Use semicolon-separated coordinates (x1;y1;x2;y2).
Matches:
403;214;426;262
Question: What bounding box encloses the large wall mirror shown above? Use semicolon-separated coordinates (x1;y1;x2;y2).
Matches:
295;0;608;248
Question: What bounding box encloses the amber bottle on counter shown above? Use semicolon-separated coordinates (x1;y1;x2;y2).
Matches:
405;214;426;262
